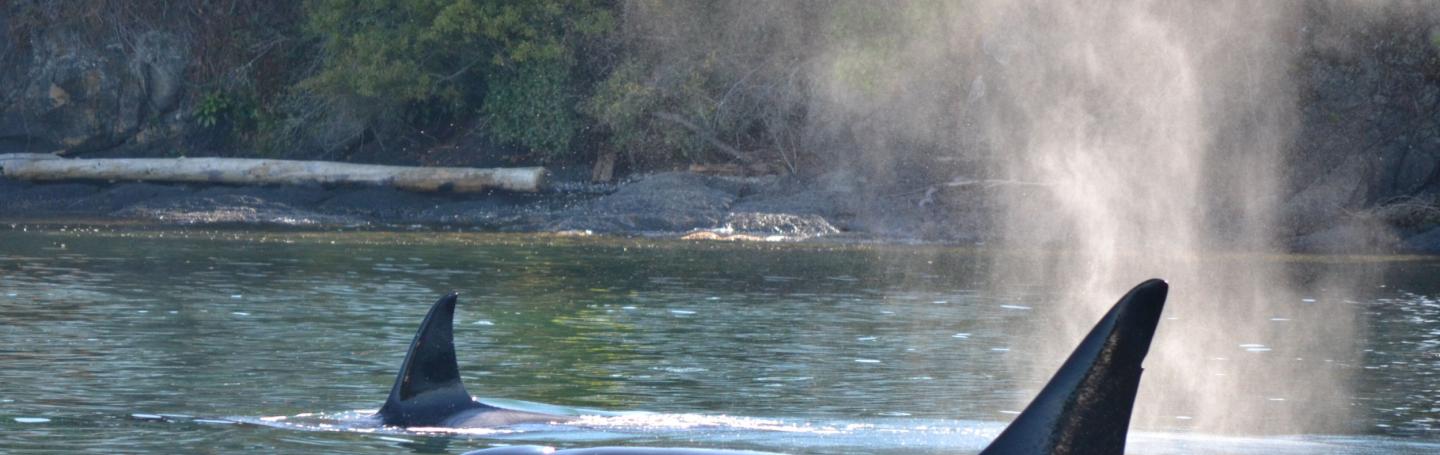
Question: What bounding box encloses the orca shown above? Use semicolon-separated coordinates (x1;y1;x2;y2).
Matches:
387;280;1168;455
978;278;1168;454
376;293;572;427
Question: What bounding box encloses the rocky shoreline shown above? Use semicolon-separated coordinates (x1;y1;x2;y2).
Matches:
0;172;854;240
5;171;1440;254
8;4;1440;255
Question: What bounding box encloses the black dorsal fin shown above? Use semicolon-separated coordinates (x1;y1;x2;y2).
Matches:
980;279;1169;455
377;293;489;426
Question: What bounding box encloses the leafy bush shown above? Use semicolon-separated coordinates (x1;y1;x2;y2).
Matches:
195;91;232;128
582;1;818;172
301;0;614;159
482;59;580;158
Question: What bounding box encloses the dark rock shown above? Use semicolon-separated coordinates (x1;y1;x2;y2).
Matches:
319;188;441;219
1290;217;1401;254
17;183;99;199
115;186;356;227
1399;226;1440;254
722;212;839;239
1289;6;1440;217
0;175;33;193
103;183;191;210
726;174;864;238
731;179;848;217
192;186;335;206
544;173;739;233
0;26;188;155
421;198;529;226
0;181;188;216
1279;155;1369;237
0;182;101;214
1366;195;1440;232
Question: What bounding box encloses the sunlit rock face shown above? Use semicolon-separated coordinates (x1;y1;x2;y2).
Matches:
0;21;187;156
1286;6;1440;253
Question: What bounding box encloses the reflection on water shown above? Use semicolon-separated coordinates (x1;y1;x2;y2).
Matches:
0;226;1437;453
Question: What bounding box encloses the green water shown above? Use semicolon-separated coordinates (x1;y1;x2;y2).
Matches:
1;226;1437;454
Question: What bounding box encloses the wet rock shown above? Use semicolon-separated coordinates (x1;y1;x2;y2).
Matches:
679;231;771;242
1400;226;1440;254
0;176;31;200
731;179;849;217
0;181;188;216
721;212;839;239
103;183;191;210
319;187;441;219
0;182;101;214
193;186;336;206
63;182;193;214
545;173;739;233
115;186;357;227
1365;195;1440;232
1279;155;1369;237
420;198;534;228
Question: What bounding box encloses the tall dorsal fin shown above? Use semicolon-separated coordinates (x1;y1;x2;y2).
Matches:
377;293;489;426
980;279;1168;455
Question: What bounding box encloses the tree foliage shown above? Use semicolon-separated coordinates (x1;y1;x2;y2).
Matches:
584;1;817;171
301;0;613;158
12;0;864;173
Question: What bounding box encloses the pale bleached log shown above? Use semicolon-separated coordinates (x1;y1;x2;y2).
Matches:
0;157;547;193
0;153;62;162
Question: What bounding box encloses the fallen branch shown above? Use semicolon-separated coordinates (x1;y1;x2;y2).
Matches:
0;157;547;193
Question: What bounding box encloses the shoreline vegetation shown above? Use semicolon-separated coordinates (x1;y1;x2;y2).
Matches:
5;2;1440;253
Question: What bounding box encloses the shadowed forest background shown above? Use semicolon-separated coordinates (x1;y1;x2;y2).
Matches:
7;1;1440;251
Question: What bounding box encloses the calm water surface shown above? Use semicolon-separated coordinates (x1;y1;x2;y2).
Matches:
1;226;1437;454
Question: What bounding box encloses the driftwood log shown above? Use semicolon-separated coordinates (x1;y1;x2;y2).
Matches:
0;155;547;193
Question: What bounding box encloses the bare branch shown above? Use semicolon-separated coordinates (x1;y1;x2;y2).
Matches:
652;111;753;163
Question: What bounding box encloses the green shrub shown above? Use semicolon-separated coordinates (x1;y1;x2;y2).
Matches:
195;91;233;129
301;0;614;160
583;59;708;164
582;1;815;171
482;59;579;158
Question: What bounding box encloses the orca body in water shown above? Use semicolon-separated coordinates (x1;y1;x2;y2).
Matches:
387;280;1168;455
459;447;782;455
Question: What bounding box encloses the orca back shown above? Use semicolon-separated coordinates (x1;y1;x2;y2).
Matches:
461;446;785;455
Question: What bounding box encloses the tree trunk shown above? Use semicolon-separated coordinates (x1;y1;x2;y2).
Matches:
0;157;547;193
